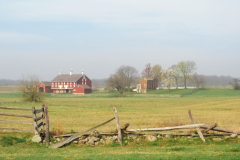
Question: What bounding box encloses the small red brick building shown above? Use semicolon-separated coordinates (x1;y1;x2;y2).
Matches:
51;70;92;94
139;77;158;93
37;82;53;93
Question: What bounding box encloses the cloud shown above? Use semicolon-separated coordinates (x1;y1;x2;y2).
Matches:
1;0;240;35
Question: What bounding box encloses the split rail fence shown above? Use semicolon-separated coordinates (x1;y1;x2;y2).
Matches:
50;108;240;148
0;105;49;145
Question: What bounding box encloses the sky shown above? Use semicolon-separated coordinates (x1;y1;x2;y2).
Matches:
0;0;239;81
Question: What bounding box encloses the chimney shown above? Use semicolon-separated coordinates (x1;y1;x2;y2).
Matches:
82;69;84;75
59;70;61;75
70;69;73;75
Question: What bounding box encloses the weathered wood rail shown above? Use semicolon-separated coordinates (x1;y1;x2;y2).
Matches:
127;124;205;132
0;105;50;146
0;106;33;132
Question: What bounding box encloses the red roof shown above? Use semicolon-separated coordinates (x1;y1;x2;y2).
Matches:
51;74;83;82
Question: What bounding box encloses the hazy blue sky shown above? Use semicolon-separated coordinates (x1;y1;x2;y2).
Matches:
0;0;239;81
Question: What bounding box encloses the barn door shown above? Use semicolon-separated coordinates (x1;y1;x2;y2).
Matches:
39;87;44;92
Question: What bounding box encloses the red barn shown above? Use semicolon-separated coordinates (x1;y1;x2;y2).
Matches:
139;77;158;93
37;82;53;93
51;70;92;94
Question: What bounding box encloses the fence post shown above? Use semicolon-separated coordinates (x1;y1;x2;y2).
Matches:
188;110;205;142
44;106;50;146
40;105;45;132
32;106;39;135
113;107;122;146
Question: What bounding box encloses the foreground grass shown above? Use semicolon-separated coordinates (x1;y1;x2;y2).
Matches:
1;132;240;159
2;144;240;160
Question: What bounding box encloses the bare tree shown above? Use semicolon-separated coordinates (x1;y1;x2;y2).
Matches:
117;65;140;88
230;78;240;90
18;75;44;102
191;73;205;89
141;63;151;77
150;64;163;86
106;74;126;96
170;65;180;89
107;65;139;95
162;68;176;92
177;61;196;89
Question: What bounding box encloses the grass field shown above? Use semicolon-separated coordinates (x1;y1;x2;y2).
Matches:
0;86;19;92
0;88;240;159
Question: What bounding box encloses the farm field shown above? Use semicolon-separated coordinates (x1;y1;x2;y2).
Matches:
1;88;240;133
0;88;240;159
0;86;19;93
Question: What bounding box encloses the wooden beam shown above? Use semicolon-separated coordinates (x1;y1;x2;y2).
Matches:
188;110;205;142
129;131;235;136
121;123;129;130
127;124;204;132
53;132;118;138
44;106;50;146
113;107;122;146
0;106;32;111
32;106;39;135
53;132;237;138
0;120;33;125
49;117;115;148
37;122;44;129
0;127;34;132
34;108;44;114
39;105;45;132
200;126;240;134
0;112;32;118
202;123;217;133
35;115;44;121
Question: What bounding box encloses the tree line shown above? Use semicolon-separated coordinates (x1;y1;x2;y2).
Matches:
106;61;239;94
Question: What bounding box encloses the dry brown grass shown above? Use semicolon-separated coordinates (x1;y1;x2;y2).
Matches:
1;90;240;134
0;86;19;92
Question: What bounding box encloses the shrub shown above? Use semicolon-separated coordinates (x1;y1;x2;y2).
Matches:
18;75;44;102
230;78;240;90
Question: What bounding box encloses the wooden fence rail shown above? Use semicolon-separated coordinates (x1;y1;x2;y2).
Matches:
0;106;32;111
0;105;49;146
0;112;32;118
0;120;33;125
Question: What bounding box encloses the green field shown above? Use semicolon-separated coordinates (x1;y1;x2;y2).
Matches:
0;88;240;159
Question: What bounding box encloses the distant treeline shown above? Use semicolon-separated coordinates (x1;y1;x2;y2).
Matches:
0;79;20;86
0;78;108;87
0;75;236;87
91;79;107;87
199;75;234;86
92;75;236;87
